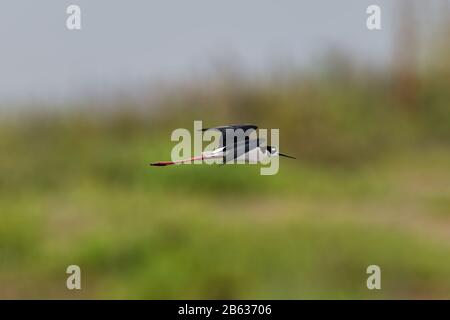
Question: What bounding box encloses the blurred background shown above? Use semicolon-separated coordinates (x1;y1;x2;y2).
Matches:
0;0;449;299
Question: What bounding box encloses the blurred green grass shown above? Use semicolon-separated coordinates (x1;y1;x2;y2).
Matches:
1;39;450;298
0;114;449;298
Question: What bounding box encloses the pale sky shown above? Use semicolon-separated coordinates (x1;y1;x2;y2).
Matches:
0;0;446;107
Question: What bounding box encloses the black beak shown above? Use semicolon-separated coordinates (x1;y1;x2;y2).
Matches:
279;153;296;159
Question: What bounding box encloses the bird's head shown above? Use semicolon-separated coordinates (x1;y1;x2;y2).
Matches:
266;146;296;159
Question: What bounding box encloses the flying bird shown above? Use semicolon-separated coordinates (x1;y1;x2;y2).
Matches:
150;124;295;166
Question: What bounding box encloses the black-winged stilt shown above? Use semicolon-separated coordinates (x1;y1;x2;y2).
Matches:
150;124;295;166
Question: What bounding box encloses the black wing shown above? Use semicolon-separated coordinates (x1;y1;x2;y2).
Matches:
201;124;258;148
223;138;266;163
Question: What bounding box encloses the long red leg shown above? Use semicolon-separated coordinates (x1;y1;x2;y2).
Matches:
150;155;204;166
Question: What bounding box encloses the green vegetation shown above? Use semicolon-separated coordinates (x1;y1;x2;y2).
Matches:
1;39;449;299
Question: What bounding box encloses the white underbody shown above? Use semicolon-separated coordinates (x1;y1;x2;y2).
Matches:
202;147;271;164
